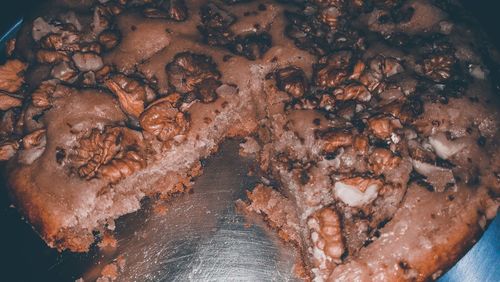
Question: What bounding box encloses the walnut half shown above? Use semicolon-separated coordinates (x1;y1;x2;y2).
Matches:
166;52;221;103
69;127;145;181
139;96;189;142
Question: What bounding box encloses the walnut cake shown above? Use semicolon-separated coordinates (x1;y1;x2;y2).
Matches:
0;0;498;281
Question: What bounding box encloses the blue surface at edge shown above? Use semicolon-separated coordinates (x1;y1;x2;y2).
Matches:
440;214;500;282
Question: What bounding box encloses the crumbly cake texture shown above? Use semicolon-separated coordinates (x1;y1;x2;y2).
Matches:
0;0;499;280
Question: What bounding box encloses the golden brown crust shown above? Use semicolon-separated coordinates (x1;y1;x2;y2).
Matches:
7;165;93;252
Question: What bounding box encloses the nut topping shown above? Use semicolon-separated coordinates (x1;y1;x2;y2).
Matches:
349;60;365;80
423;55;454;83
143;8;169;19
195;77;220;103
40;32;80;52
51;61;78;83
139;97;189;142
0;140;19;161
333;83;371;102
167;0;188;22
72;52;104;72
313;0;345;7
69;126;144;180
358;56;404;94
368;116;398;139
318;6;342;29
22;129;46;150
166;52;222;103
0;59;27;93
322;131;353;153
36;50;70;64
98;30;120;50
308;207;344;277
315;51;353;88
100;150;146;184
230;32;272;61
105;75;147;119
200;3;236;29
275;66;309;98
334;177;382;207
199;2;272;60
0;94;22;111
31;81;56;109
198;3;235;47
143;0;188;21
5;38;16;57
383;57;404;77
353;136;369;154
369;148;401;175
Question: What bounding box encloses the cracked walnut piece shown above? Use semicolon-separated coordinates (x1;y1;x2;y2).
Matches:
0;59;27;93
0;94;22;111
105;75;148;119
139;96;189;142
308;207;344;280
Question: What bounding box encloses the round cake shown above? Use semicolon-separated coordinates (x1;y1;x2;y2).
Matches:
0;0;498;281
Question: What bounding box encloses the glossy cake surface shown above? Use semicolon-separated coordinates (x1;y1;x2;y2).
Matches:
0;0;498;281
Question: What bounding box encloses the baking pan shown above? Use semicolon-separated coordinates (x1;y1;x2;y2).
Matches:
0;12;498;282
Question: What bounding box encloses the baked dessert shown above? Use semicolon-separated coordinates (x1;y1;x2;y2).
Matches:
0;0;498;280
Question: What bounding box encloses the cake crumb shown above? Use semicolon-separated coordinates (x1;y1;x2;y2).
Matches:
99;264;118;281
153;203;169;216
97;256;126;282
98;233;117;249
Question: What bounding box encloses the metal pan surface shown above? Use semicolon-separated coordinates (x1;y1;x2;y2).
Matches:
0;19;498;282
